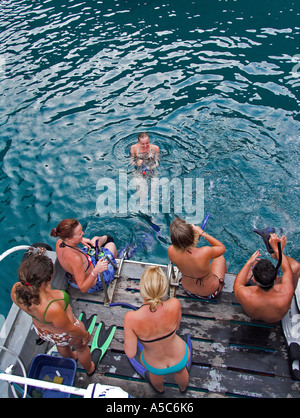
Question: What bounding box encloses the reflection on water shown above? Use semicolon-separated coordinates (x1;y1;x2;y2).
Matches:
0;0;299;315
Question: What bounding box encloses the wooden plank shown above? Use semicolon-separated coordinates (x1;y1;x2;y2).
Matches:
179;315;283;350
67;271;299;398
74;372;227;399
70;299;291;385
188;339;290;378
188;364;300;398
69;275;244;321
69;285;248;324
71;275;251;323
71;301;289;379
71;301;127;324
4;254;297;399
75;351;300;398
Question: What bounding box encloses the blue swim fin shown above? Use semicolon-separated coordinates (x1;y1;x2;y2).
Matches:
118;243;138;260
253;227;275;254
128;340;146;378
185;334;193;373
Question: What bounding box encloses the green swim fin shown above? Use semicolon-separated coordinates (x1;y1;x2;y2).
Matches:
78;312;97;335
90;321;116;367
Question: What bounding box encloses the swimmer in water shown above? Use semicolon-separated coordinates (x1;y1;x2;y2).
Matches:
130;132;160;176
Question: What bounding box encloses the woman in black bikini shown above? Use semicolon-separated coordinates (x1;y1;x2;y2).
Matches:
124;266;190;394
51;218;117;293
168;217;227;300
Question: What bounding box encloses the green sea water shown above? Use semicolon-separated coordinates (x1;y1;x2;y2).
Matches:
0;0;299;318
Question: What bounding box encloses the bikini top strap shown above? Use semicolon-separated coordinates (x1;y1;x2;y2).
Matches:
42;292;69;323
59;241;82;255
59;241;91;272
139;329;176;343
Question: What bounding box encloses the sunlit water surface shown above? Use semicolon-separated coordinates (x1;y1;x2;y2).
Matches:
0;0;299;317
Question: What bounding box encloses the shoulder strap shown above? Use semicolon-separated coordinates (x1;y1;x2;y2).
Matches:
42;294;67;323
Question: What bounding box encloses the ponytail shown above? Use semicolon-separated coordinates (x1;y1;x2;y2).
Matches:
146;297;162;313
14;282;40;308
15;253;53;308
50;218;79;240
140;266;169;312
50;227;58;238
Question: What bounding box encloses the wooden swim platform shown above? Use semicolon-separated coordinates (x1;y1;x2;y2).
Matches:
1;255;299;398
67;260;299;398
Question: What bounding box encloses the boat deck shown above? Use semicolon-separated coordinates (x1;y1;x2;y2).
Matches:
1;254;299;398
67;260;299;398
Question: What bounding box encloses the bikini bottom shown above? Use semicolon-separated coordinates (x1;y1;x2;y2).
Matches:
181;274;224;300
140;342;189;376
33;318;80;347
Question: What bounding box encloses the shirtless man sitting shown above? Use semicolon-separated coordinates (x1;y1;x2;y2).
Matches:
234;233;300;323
130;132;160;175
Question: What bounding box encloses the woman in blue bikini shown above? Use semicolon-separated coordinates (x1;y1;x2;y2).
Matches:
124;266;190;394
51;218;117;293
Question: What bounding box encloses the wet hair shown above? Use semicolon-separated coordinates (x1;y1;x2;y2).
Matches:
170;217;196;251
253;242;282;291
15;254;54;308
138;132;149;142
50;218;79;240
140;266;169;312
253;259;277;291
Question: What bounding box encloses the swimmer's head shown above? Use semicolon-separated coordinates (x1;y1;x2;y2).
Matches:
138;132;150;152
170;217;198;251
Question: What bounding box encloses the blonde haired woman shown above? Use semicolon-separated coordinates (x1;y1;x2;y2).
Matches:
124;266;190;394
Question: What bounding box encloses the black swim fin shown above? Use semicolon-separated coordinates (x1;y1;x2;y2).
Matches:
90;321;116;369
78;312;97;335
253;227;275;254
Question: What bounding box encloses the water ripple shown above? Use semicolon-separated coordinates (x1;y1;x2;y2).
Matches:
0;0;299;316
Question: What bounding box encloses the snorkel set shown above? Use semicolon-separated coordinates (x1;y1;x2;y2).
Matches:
253;228;283;290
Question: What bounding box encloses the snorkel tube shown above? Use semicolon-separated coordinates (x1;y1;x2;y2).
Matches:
255;241;283;289
274;241;282;275
201;214;210;230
